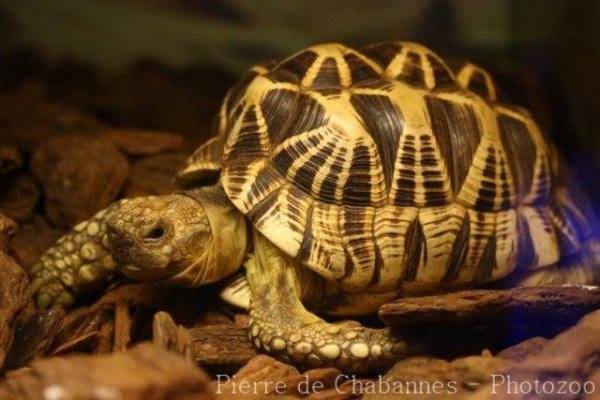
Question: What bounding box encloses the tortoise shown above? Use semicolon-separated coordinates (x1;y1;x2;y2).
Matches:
29;41;600;373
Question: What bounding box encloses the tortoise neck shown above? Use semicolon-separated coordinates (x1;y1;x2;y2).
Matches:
179;186;248;285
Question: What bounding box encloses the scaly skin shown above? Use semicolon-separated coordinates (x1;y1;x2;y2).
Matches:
246;232;420;374
29;205;120;309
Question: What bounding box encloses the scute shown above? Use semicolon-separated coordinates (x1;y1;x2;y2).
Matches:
184;41;592;292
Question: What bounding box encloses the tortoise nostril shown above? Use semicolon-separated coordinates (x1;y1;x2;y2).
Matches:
106;226;117;238
143;225;166;241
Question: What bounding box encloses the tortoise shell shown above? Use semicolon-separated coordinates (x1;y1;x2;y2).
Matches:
181;41;595;292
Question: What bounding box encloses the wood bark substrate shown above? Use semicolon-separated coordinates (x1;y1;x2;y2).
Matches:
379;285;600;328
363;309;600;399
0;251;33;370
2;309;600;399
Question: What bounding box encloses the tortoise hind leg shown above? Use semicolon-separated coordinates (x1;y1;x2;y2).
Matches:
246;233;419;373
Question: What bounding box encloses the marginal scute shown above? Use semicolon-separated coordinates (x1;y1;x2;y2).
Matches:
374;206;418;287
443;210;470;283
402;218;425;282
452;209;496;283
417;204;466;284
518;206;559;269
493;209;518;279
340;205;377;287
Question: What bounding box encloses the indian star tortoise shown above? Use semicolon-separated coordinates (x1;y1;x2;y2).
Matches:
29;41;600;373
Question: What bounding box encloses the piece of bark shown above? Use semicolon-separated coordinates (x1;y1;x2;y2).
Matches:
279;367;343;396
30;134;130;228
213;355;298;398
99;127;186;156
191;323;257;373
496;336;550;362
306;386;357;400
215;356;346;399
4;309;64;369
153;311;193;363
0;343;214;400
509;309;600;377
52;330;99;355
96;319;114;354
51;306;112;354
0;213;17;253
113;302;131;351
363;355;513;400
326;379;373;399
0;145;22;176
123;152;188;198
8;214;65;269
465;309;600;399
0;172;40;221
0;252;33;369
379;286;600;329
0;94;102;151
234;355;298;381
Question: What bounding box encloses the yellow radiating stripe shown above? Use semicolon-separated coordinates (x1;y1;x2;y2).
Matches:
352;87;392;97
336;54;352;87
421;50;436;90
301;56;325;88
310;138;344;199
494;209;518;279
483;70;497;101
455;63;475;90
334;142;353;205
271;126;326;163
385;47;408;80
284;127;332;184
223;103;249;159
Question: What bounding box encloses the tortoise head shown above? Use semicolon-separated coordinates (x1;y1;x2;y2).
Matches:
105;187;247;287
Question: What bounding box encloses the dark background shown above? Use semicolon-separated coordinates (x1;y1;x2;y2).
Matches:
1;0;599;208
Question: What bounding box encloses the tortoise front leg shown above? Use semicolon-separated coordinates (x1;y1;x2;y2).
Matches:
29;202;125;309
246;233;420;374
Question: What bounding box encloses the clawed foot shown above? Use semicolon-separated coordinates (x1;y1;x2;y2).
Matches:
248;318;411;374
